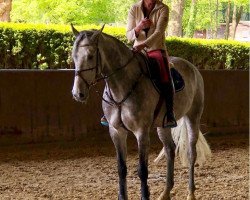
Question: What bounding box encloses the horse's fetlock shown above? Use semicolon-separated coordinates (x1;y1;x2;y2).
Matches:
118;193;128;200
166;180;174;190
141;185;150;200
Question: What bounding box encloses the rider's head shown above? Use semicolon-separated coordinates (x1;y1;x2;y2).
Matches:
143;0;157;12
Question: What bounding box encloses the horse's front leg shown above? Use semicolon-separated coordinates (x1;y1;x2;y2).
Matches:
109;127;128;200
135;130;150;200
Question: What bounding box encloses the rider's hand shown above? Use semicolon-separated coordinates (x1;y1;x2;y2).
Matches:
134;18;152;35
132;43;148;53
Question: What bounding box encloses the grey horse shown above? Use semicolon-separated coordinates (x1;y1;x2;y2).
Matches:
71;25;211;200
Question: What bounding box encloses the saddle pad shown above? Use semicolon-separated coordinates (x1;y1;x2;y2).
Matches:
171;68;185;92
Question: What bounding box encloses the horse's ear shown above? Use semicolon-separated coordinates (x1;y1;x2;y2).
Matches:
99;24;105;33
70;23;79;36
91;24;105;42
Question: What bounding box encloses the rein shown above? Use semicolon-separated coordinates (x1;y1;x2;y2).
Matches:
74;41;145;107
103;72;144;107
75;44;136;87
101;54;145;107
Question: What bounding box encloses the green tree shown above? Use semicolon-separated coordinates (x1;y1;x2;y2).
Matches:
10;0;250;40
168;0;185;37
225;0;231;39
185;0;197;37
11;0;139;25
11;0;117;24
220;0;248;39
230;0;248;39
113;0;137;24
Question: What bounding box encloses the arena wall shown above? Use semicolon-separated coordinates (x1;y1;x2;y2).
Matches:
0;70;248;145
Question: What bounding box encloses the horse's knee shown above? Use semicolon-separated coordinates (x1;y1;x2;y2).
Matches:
165;141;176;156
157;128;171;143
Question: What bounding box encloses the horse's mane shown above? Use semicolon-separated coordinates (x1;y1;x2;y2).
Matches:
75;30;130;51
101;32;130;49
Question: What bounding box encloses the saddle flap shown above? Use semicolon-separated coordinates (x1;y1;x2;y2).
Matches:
147;58;185;93
170;68;185;92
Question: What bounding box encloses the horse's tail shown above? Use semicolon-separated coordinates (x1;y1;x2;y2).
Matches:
154;117;211;166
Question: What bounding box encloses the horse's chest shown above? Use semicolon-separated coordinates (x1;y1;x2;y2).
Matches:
121;104;152;125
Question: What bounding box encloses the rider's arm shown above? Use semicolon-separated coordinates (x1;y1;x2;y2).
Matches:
144;6;169;48
126;5;140;42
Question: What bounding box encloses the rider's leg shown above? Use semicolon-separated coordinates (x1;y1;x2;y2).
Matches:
161;51;177;128
162;82;177;128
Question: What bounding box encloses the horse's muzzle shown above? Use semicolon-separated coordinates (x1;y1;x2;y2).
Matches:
72;91;87;103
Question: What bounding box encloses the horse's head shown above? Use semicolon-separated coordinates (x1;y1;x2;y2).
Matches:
71;24;105;103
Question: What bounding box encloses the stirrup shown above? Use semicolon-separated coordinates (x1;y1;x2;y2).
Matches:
100;116;109;127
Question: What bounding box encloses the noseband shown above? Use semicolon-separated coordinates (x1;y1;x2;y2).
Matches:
74;45;101;87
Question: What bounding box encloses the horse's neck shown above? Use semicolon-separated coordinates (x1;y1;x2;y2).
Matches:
99;35;142;101
99;35;133;73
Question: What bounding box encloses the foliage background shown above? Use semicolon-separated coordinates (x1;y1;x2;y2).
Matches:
11;0;249;34
3;0;249;70
11;0;137;25
0;23;249;70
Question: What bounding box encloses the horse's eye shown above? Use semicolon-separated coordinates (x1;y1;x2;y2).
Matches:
88;55;94;60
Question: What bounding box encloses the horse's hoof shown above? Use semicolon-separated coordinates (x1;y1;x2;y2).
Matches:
157;192;171;200
187;193;196;200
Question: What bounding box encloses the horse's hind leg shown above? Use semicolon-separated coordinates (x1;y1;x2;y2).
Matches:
185;116;199;200
109;127;128;200
157;127;175;200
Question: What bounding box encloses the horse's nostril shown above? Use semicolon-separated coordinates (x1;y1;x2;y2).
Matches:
79;93;84;98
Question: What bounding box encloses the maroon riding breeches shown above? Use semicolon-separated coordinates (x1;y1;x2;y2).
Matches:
147;49;170;83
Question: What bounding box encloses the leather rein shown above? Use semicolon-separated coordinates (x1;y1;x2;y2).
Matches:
74;43;144;107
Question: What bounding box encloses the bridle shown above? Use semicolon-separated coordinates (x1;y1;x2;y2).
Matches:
74;44;101;88
73;39;144;107
74;43;135;88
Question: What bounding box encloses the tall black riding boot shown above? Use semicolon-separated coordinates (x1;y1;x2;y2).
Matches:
162;82;177;128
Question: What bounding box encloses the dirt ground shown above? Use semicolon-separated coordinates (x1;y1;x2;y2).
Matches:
0;131;248;200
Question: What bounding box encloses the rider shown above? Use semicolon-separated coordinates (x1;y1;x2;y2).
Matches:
101;0;177;128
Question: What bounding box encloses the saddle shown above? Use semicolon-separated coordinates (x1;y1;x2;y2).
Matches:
146;56;185;93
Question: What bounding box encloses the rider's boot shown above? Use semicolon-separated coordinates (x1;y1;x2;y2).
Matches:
162;82;177;128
